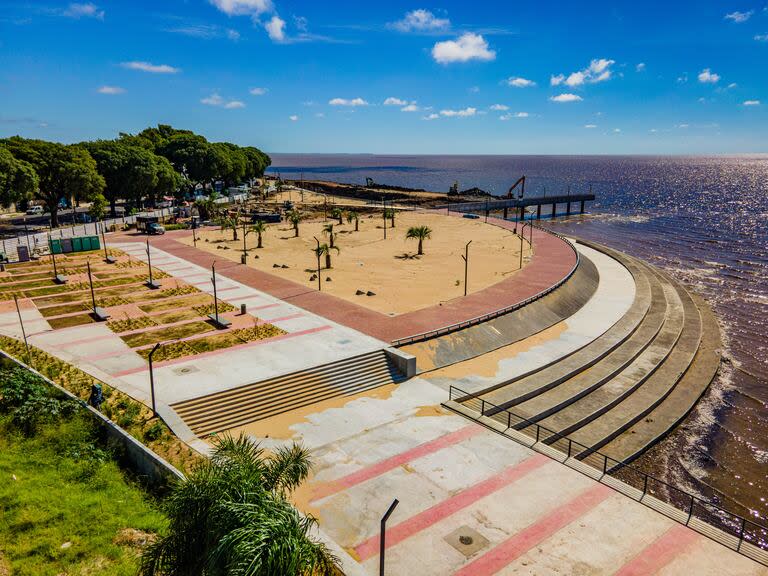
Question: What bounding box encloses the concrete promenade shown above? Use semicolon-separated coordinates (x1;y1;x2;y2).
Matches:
115;216;575;343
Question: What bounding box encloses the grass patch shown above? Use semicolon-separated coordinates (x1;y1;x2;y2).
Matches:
38;302;89;317
192;301;236;316
151;309;204;324
107;316;158;333
47;313;96;329
122;321;214;348
138;294;211;314
0;271;52;282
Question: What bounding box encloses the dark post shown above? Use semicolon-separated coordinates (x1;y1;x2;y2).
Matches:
552;203;556;218
101;222;116;263
313;236;322;291
519;225;525;270
536;204;542;220
193;224;197;246
242;221;248;263
566;202;571;216
24;218;31;254
87;260;97;311
461;240;472;296
148;342;161;416
382;198;387;240
580;200;585;214
484;198;489;222
13;294;32;366
145;239;160;289
379;499;399;576
212;262;219;320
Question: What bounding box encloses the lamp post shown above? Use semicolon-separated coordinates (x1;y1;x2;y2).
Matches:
379;499;399;576
313;236;322;292
208;261;231;328
87;259;108;320
49;234;67;284
145;239;160;289
382;198;387;240
148;342;161;416
13;294;32;366
101;221;116;263
461;240;472;296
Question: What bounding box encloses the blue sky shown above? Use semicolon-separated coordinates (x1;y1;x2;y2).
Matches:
1;1;767;154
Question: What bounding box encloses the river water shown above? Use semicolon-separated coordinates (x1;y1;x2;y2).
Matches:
268;153;768;523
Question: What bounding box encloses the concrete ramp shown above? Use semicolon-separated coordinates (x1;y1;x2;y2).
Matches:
402;255;599;372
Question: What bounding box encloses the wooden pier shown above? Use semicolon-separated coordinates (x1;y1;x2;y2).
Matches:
441;193;596;221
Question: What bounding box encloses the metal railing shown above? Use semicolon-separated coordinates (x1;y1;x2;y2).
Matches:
391;226;580;346
446;385;768;565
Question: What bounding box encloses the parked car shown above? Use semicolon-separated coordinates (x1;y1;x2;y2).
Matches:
147;222;166;235
25;205;43;215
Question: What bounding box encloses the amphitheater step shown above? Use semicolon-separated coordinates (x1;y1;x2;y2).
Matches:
476;252;653;408
171;349;405;437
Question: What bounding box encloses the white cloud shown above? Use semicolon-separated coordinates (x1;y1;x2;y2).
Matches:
329;97;368;107
613;128;621;133
698;68;720;84
677;74;688;84
756;34;768;42
121;61;179;74
584;124;597;128
226;29;241;41
97;85;124;95
167;24;241;41
63;3;104;19
422;113;440;120
265;15;286;42
727;82;738;89
289;114;299;121
249;87;268;95
743;100;761;106
391;9;449;32
208;0;272;16
490;104;509;111
724;10;753;22
439;107;477;117
676;124;689;129
500;112;529;120
432;33;495;64
636;62;646;72
550;93;583;103
401;102;419;112
201;93;245;109
507;76;536;88
384;97;407;106
551;58;615;87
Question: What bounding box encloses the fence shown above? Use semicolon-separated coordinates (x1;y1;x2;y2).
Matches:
446;385;768;566
391;225;580;346
1;207;176;263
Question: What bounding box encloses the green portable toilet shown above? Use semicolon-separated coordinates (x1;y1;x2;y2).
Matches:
49;238;63;254
81;236;93;251
71;237;83;252
89;236;100;251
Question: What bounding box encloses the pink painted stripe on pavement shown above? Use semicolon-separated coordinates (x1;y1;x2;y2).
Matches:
311;426;484;502
453;484;613;576
613;524;700;576
110;324;333;376
355;453;550;562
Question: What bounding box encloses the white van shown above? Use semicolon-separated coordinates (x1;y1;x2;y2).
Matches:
26;205;43;215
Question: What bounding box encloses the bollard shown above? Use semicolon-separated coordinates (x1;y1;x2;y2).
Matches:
241;253;247;264
240;303;247;315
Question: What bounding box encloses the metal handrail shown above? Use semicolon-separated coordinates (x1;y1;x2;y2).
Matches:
447;385;768;563
391;226;580;346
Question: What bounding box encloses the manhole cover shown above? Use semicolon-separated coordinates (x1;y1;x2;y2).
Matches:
172;365;199;376
444;526;489;557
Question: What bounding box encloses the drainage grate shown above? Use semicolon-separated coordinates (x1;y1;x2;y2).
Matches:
443;525;489;558
172;365;200;376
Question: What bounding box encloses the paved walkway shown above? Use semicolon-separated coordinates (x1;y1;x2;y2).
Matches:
114;217;575;343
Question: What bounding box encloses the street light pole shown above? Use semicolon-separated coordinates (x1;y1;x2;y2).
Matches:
145;239;160;289
101;221;116;264
313;236;322;292
379;499;399;576
382;198;387;240
461;240;472;296
13;294;32;366
148;342;161;416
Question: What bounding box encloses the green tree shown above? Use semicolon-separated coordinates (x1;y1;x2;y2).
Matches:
252;220;267;249
88;194;107;221
346;211;359;232
287;210;302;237
0;145;38;208
219;212;240;241
140;434;337;576
330;207;343;225
385;208;396;228
315;243;339;269
322;223;336;248
1;137;104;227
406;225;432;255
194;194;220;221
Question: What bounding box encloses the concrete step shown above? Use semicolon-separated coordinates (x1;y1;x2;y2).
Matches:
476;252;653;407
567;274;702;454
523;270;685;438
171;349;403;436
594;291;719;463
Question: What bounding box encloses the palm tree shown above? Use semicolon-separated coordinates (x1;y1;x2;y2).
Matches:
220;213;240;241
288;210;302;237
139;434;337;576
346;211;359;232
406;225;432;255
315;243;340;269
385;208;396;228
322;223;336;248
252;220;267;248
330;207;343;225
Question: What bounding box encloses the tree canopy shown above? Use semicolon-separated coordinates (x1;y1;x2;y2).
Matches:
0;145;38;208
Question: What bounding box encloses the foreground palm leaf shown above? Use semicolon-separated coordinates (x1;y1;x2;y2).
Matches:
140;434;337;576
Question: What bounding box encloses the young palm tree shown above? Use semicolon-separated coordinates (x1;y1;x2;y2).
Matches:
252;220;267;248
322;223;336;248
405;225;432;255
315;243;340;269
220;213;240;241
330;207;343;225
140;434;337;576
288;210;302;237
346;211;359;232
385;208;396;228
